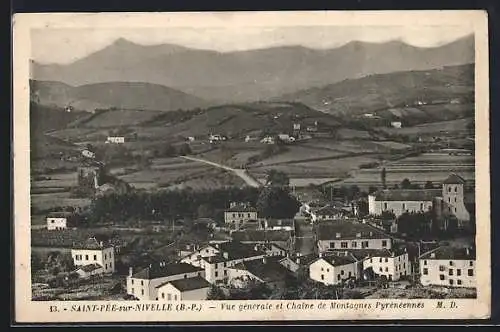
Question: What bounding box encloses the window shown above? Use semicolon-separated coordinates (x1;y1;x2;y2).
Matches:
454;187;457;193
370;258;373;263
454;197;457;203
104;253;107;259
449;269;453;276
385;258;388;263
223;262;227;267
352;241;357;248
341;242;348;248
337;274;341;280
206;249;209;253
382;240;387;247
341;270;344;275
232;213;236;218
131;288;134;294
469;261;474;266
457;269;461;276
449;261;453;266
321;274;324;280
94;255;97;261
141;280;144;286
247;213;251;217
449;279;454;285
141;289;144;295
321;267;324;271
184;274;187;279
215;272;219;277
457;279;462;285
105;263;108;269
131;279;134;285
402;203;406;210
362;241;369;248
385;267;388;272
329;242;335;249
110;263;112;269
439;274;445;281
85;255;89;260
379;267;383;272
448;197;451;203
167;294;171;301
384;202;388;210
448;187;451;192
174;295;177;301
468;269;474;276
198;272;201;276
420;203;423;210
423;268;428;275
326;268;330;272
348;272;352;278
424;260;427;266
379;258;382;263
439;266;446;272
224;270;227;276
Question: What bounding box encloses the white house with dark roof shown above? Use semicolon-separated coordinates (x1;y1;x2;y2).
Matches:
156;276;211;301
126;262;205;300
75;263;104;279
46;211;73;230
224;202;258;229
311;205;349;222
279;253;318;274
228;256;290;290
264;218;295;231
419;246;476;288
309;253;359;285
361;248;411;281
368;174;471;228
316;221;393;254
71;237;115;274
180;241;267;284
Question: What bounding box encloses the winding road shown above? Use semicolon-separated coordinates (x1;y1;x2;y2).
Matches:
180;156;262;188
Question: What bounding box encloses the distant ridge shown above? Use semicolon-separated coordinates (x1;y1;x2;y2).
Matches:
31;35;475;103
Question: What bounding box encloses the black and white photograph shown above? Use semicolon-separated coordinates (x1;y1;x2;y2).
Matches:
13;11;490;322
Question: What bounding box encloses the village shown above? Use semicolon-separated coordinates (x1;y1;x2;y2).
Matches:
32;141;477;301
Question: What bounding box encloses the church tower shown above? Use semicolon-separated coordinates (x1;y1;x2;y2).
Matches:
441;173;470;228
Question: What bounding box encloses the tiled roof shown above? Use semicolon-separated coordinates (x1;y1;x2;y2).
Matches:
317;221;391;241
420;246;475;260
203;241;267;262
372;189;441;202
47;211;73;218
72;237;113;250
232;259;289;282
133;263;203;280
315;205;347;216
77;263;103;272
231;230;292;243
283;253;318;266
327;248;406;260
159;276;210;291
316;254;358;267
443;173;466;184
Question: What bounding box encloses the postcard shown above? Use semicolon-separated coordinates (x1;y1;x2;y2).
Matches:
13;10;490;322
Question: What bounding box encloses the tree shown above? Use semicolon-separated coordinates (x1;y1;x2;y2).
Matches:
257;187;300;219
265;169;290;187
207;284;227;300
178;143;192;156
381;167;387;189
400;178;412;189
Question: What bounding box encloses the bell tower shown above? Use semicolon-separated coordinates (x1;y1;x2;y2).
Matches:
441;173;470;228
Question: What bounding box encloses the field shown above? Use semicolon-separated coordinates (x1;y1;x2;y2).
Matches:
31;172;78;189
250;146;348;167
377;118;473;136
339;152;475;189
81;110;162;128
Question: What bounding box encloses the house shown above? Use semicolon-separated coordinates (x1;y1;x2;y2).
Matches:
309;253;359;285
293;123;301;131
279;253;318;274
257;243;288;257
264;218;295;231
180;241;267;284
311;205;348;222
126;262;205;300
46;211;73;230
277;134;295;143
260;136;275;144
391;121;402;129
75;263;104;279
230;230;293;250
419;246;476;288
224;203;258;229
106;136;125;144
316;220;393;253
368;174;471;228
81;149;96;159
228;257;290;290
361;247;411;282
156;276;211;301
71;237;115;274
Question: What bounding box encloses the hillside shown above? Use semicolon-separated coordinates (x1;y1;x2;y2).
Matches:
31;35;475;103
275;64;474;116
30;80;208;112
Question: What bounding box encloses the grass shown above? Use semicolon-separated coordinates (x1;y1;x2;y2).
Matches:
31;192;91;213
82;109;162;128
377;118;473;136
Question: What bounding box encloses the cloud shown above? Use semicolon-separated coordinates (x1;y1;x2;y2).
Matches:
31;25;473;65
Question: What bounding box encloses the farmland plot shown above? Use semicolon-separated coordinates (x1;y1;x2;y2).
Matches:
83;110;162;128
31;192;91;212
253;146;347;166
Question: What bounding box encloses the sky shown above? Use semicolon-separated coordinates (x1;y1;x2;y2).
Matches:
31;26;474;65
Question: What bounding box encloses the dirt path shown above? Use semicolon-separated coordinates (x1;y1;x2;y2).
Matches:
180;156;262;188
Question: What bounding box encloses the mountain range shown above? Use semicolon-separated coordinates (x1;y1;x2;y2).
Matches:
31;35;475;103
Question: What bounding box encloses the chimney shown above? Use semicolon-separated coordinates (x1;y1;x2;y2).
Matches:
129;267;133;277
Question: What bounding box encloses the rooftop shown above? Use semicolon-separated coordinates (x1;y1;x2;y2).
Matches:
266;219;294;228
232;259;290;283
316;254;358;267
317;221;391;241
77;263;102;272
158;276;211;291
132;263;203;280
315;205;348;216
204;241;267;262
420;246;476;260
327;248;407;260
371;189;441;202
231;230;292;243
225;204;258;213
283;253;318;266
443;173;467;185
47;211;73;218
72;237;113;250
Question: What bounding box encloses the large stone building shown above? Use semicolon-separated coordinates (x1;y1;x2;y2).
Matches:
71;237;115;275
368;174;471;228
